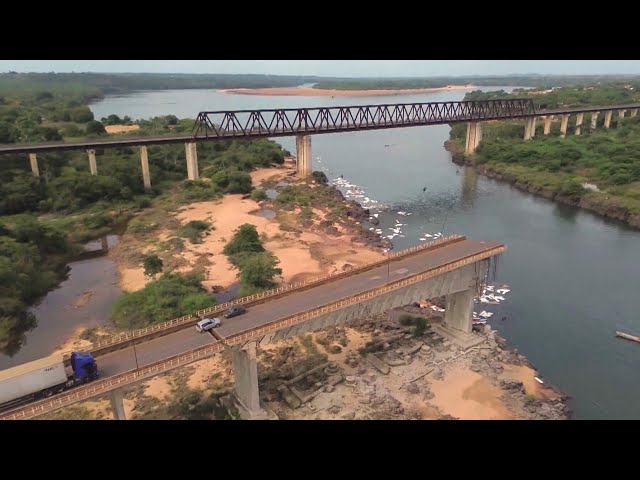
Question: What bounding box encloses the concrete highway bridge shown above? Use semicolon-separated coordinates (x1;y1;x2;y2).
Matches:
0;235;505;420
1;99;639;185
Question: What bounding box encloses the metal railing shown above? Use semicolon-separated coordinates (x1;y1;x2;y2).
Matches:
0;241;505;420
224;245;507;345
88;235;465;354
0;342;226;420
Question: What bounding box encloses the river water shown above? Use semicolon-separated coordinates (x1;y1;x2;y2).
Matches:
0;236;122;370
10;86;634;419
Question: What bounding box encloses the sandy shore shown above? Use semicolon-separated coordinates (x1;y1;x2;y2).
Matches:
105;125;141;134
220;85;477;97
115;165;383;293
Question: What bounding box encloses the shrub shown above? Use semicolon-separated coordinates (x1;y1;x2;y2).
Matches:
251;188;268;201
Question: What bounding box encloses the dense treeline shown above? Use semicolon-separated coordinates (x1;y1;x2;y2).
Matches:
463;82;640;109
0;216;73;355
314;75;640;91
449;103;640;222
0;72;329;98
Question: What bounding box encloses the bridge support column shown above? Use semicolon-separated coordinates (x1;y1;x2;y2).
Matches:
560;114;569;138
464;122;482;155
604;111;612;129
543;116;552;135
88;149;97;175
631;109;638;118
140;146;151;190
618;110;626;123
575;113;584;136
591;112;599;131
295;135;312;177
444;288;474;334
524;117;536;140
28;153;39;177
232;342;270;419
185;142;199;181
110;389;127;420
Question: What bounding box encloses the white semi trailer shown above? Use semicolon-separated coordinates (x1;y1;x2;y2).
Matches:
0;351;99;408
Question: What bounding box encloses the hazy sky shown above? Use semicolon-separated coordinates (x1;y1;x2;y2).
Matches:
2;60;640;77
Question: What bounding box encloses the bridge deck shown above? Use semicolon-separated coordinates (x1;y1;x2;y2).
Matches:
0;238;504;418
95;239;502;377
1;101;637;156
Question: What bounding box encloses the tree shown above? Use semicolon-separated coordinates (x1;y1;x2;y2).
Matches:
143;255;163;279
164;115;179;126
85;120;106;136
237;252;282;289
223;224;264;257
106;114;122;125
70;107;94;123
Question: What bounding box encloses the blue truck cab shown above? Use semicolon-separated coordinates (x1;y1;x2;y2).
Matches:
70;352;99;383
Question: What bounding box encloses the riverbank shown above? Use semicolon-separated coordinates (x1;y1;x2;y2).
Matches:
112;164;385;294
219;85;476;97
445;141;640;230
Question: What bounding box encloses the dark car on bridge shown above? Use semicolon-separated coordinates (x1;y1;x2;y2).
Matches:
223;305;246;318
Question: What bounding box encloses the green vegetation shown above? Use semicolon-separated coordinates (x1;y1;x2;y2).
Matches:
450;89;640;221
0;72;328;99
112;273;215;329
223;224;265;259
0;77;289;347
0;216;72;355
398;314;429;337
250;188;267;201
313;75;640;91
143;255;163;279
223;224;282;295
464;82;640;109
178;220;212;244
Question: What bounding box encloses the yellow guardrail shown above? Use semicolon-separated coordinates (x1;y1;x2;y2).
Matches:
225;245;507;346
88;234;466;355
1;241;506;420
0;342;226;420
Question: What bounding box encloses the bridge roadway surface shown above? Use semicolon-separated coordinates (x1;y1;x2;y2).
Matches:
1;103;638;155
96;239;501;377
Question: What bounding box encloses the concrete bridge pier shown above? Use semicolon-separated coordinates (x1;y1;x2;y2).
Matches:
295;135;312;177
185;142;199;181
618;110;626;123
232;342;272;419
140;146;151;190
444;288;474;333
575;113;584;136
543;116;552;135
464;122;482;154
631;109;638;118
560;114;570;138
110;389;127;420
29;153;39;177
591;112;599;131
524;117;536;140
433;286;485;350
88;149;97;175
604;111;612;128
